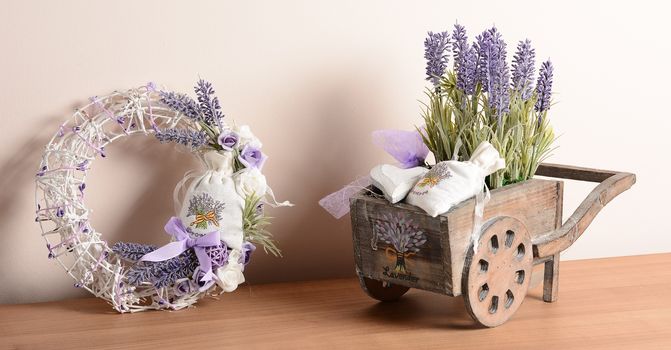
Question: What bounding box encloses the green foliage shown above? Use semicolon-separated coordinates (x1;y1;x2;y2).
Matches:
420;72;555;189
243;194;282;257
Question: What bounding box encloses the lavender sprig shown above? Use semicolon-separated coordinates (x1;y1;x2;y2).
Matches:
127;250;198;288
474;29;493;91
194;80;224;127
534;60;554;113
155;128;208;148
452;24;468;68
511;39;536;101
159;91;201;120
481;27;511;121
112;242;157;262
457;46;478;95
424;31;450;87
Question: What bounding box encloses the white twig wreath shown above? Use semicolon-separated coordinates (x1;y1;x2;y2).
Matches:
35;81;290;312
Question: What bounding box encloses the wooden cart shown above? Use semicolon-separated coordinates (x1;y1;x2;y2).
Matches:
350;163;636;327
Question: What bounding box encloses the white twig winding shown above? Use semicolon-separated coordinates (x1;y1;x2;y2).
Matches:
35;85;208;313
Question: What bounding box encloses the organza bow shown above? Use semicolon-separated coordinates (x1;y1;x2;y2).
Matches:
319;129;429;219
140;216;220;282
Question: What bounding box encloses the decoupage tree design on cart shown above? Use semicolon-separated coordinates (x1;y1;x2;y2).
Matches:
373;213;427;275
35;79;291;312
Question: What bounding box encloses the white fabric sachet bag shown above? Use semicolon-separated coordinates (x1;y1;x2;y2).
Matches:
177;151;245;250
370;164;428;203
405;142;505;217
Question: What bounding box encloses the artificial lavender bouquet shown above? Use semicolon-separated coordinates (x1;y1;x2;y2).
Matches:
421;24;555;188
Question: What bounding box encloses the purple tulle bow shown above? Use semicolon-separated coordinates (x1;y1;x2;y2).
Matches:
140;217;220;283
372;129;429;169
319;129;429;219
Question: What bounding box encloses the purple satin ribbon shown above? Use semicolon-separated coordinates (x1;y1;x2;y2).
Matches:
140;216;220;282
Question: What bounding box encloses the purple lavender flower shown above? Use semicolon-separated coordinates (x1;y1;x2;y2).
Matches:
534;60;554;113
206;242;229;268
424;31;450;87
452;24;468;64
155;128;208;149
239;144;267;169
241;242;256;266
112;242;157;262
194;80;225;128
511;39;536;100
457;46;478;95
76;160;89;171
127;250;198;288
159;91;201;120
474;29;493;91
479;27;511;121
217;131;239;151
36;165;47;177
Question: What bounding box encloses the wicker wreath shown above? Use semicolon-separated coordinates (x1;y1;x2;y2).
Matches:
35;83;286;312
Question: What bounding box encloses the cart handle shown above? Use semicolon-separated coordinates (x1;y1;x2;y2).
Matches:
531;163;636;258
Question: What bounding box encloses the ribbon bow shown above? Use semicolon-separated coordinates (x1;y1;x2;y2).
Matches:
190;211;219;228
140;216;221;282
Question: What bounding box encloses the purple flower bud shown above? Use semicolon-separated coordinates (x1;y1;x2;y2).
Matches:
534;60;554;113
239;145;267;169
76;160;89;171
512;39;536;101
255;202;264;216
217;131;239;151
424;31;450;87
56;208;65;217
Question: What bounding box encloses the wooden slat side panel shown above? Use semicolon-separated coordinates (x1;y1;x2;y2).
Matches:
351;195;448;294
445;179;561;296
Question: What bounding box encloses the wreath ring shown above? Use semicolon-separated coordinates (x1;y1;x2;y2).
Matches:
34;83;282;312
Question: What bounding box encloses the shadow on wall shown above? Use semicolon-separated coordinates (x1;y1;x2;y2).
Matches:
242;65;389;284
1;63;401;302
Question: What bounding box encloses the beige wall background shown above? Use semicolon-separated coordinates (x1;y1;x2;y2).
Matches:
1;0;669;304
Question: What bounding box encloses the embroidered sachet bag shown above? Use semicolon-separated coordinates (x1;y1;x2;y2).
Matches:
405;142;505;217
177;150;245;250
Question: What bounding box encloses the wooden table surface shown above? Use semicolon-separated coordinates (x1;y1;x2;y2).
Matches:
1;253;670;349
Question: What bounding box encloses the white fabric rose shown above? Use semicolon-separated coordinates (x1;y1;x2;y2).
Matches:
215;257;246;293
228;249;243;264
234;168;268;198
234;125;262;149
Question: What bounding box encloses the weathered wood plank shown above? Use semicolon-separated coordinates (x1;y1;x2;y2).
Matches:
351;193;449;294
543;253;560;302
536;163;618;182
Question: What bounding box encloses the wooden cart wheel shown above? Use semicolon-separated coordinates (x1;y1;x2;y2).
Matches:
462;216;533;327
358;276;409;302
